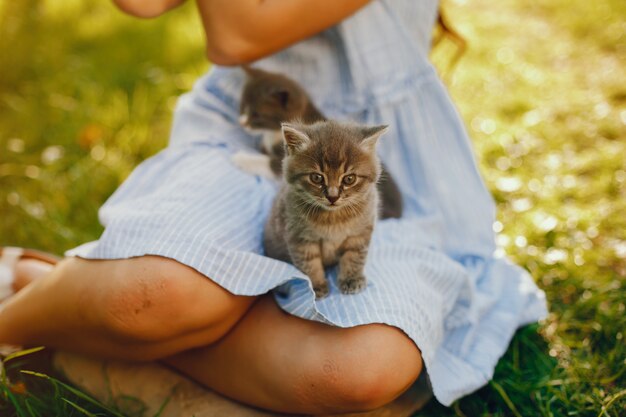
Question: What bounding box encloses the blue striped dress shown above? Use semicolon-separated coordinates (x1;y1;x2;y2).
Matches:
68;0;547;406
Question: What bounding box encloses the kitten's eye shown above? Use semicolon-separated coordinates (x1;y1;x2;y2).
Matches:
342;174;356;186
310;173;324;185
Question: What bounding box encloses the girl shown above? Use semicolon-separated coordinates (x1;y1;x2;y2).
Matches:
0;0;547;414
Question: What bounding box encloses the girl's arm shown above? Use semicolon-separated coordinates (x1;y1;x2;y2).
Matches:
196;0;371;65
112;0;371;65
112;0;187;18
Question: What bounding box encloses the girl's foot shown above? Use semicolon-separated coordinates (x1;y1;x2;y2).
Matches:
0;248;57;357
0;247;59;299
13;258;55;291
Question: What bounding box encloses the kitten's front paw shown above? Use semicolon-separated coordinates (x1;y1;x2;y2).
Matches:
313;282;330;299
339;274;367;295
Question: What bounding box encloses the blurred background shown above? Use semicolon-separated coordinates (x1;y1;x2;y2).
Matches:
0;0;624;416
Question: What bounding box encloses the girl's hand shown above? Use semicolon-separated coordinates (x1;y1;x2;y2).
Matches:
196;0;371;66
112;0;187;18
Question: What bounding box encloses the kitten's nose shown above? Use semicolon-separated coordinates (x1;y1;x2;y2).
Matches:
326;187;339;204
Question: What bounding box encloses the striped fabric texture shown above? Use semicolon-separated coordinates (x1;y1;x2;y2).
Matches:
68;0;548;406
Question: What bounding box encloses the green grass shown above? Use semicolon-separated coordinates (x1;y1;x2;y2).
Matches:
1;347;134;417
1;0;624;416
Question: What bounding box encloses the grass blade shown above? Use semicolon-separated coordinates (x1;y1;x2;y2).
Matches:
152;394;172;417
490;381;523;417
4;387;27;416
20;370;125;417
24;399;40;417
3;347;45;363
598;389;626;417
62;398;99;417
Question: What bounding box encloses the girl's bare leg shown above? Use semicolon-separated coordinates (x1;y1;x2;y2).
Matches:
1;256;422;414
165;296;422;414
0;256;256;359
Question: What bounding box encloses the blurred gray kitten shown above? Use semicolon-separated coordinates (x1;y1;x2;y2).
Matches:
264;121;387;298
234;66;403;219
235;66;324;177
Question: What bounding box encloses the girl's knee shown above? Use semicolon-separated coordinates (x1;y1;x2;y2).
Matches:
69;256;252;342
302;324;422;412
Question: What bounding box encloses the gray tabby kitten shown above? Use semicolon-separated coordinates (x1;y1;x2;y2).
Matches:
234;66;403;219
264;120;387;298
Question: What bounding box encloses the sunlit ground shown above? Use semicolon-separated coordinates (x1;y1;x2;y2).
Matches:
1;0;624;416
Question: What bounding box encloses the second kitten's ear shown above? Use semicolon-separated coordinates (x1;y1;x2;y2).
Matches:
282;123;310;154
360;125;389;153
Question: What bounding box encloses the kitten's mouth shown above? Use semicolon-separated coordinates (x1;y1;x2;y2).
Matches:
309;199;339;210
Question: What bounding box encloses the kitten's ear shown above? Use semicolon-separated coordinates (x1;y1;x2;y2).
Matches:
360;125;389;153
271;90;290;108
282;123;310;154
